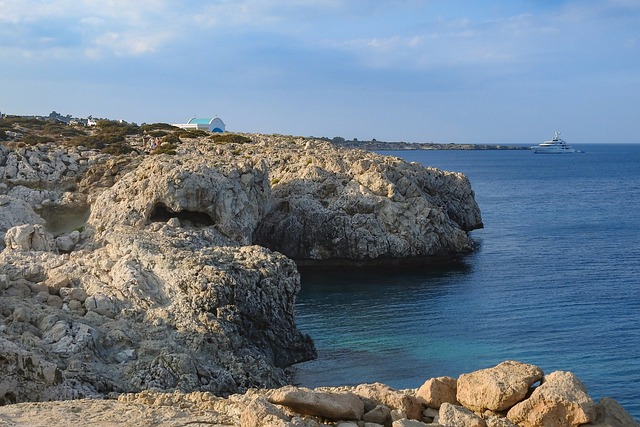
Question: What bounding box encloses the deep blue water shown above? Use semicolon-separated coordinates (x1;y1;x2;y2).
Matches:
290;144;640;418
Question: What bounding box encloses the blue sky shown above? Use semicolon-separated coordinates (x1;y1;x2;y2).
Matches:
1;0;639;143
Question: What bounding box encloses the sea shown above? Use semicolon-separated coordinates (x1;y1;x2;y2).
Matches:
290;144;640;419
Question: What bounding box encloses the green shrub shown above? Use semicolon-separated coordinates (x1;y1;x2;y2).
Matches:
140;123;180;132
152;144;177;155
145;130;168;137
42;123;86;137
3;116;45;130
20;134;55;145
173;129;208;138
101;142;135;155
210;133;252;144
162;133;181;144
68;135;100;148
188;129;209;138
95;120;141;140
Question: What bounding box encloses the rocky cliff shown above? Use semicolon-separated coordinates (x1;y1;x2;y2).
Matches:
0;132;481;404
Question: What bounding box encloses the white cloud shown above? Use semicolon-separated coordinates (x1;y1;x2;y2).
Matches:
0;0;180;58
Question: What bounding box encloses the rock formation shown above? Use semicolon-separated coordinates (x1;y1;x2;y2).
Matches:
251;134;483;262
0;132;481;405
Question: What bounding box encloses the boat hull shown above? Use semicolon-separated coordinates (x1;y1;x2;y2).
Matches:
531;147;576;154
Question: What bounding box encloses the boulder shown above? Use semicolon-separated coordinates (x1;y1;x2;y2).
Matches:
506;371;596;427
354;382;423;420
417;376;459;409
362;404;392;424
268;386;365;420
43;271;71;295
457;361;544;412
4;224;55;252
588;397;640;427
83;294;117;318
240;397;290;427
0;195;45;249
55;230;80;252
438;402;486;427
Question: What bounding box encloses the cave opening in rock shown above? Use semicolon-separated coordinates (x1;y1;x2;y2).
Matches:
37;205;91;237
149;203;215;227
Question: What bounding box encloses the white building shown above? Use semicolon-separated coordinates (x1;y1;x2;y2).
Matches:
173;116;225;133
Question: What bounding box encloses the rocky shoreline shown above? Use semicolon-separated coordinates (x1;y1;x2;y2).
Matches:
0;360;636;426
0;120;636;425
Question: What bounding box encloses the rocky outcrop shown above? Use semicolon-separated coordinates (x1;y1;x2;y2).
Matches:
251;135;482;262
0;143;90;190
0;133;480;405
0;361;636;426
0;226;315;401
88;155;271;245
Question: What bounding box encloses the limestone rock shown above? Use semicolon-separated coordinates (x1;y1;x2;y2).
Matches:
88;155;271;245
55;230;80;252
417;376;459;409
457;361;544;412
485;415;519;427
43;270;71;295
0;134;484;406
392;419;431;427
0;224;316;400
240;396;290;427
438;402;486;427
506;371;596;427
0;195;45;248
362;404;392;424
4;224;55;252
589;397;640;427
268;386;365;420
253;136;483;262
0;144;87;191
0;335;95;405
354;382;423;420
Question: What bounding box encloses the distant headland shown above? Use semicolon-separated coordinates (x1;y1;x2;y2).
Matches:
315;136;530;151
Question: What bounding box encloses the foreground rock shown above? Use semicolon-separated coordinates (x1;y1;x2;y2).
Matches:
457;360;544;412
507;371;596;427
0;361;636;427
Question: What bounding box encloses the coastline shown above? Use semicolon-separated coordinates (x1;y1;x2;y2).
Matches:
331;140;530;151
1;116;637;425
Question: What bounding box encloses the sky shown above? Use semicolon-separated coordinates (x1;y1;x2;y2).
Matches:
1;0;639;144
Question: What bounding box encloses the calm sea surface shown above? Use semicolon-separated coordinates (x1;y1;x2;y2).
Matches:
290;144;640;418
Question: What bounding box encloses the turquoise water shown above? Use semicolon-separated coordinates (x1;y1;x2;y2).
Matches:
291;144;640;418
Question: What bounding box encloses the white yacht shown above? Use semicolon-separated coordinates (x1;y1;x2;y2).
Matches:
531;132;575;154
